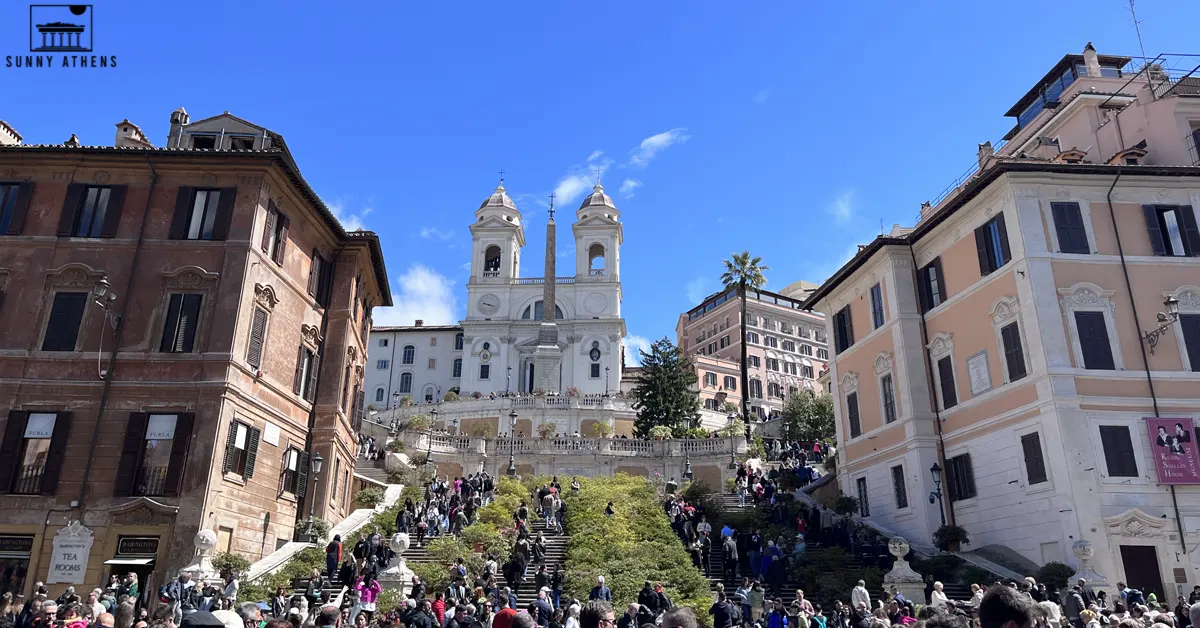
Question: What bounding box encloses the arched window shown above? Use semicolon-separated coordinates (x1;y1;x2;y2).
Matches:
520;301;565;320
424;386;435;403
483;245;501;276
588;243;606;276
374;387;385;402
454;333;464;351
402;345;415;364
399;372;412;393
452;358;462;378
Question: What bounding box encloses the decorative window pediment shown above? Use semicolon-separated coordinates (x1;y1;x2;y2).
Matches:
873;352;894;375
254;283;280;311
988;296;1020;325
927;332;954;360
840;371;859;394
163;265;219;290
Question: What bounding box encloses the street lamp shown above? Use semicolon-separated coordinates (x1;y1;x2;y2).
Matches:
928;462;946;527
605;366;610;396
506;409;518;476
506;366;512;395
1143;295;1182;354
727;412;738;469
426;409;438;472
304;452;324;536
451;416;459;435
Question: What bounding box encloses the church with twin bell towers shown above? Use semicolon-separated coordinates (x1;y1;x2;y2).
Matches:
459;178;626;399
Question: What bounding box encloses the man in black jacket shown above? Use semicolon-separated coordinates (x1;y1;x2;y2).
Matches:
638;582;659;617
709;592;736;628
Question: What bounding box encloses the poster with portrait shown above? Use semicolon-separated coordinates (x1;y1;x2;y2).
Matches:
1145;417;1200;484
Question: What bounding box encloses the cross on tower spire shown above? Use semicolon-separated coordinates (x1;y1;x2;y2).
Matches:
594;166;603;184
497;169;505;184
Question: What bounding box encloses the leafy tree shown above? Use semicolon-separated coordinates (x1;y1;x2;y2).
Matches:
780;391;835;443
720;252;769;420
631;338;700;437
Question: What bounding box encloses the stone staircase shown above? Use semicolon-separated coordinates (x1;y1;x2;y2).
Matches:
401;516;569;609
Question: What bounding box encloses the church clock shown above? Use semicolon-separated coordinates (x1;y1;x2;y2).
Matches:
478;294;500;316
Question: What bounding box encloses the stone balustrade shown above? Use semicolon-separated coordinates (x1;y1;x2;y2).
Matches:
402;431;747;458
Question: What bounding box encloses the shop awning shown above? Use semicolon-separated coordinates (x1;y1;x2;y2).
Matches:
104;557;154;566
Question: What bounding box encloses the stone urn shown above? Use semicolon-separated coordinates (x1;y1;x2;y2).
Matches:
1069;539;1108;588
183;529;219;582
380;532;414;595
883;536;924;601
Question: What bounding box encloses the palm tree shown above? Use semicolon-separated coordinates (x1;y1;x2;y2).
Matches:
721;252;768;422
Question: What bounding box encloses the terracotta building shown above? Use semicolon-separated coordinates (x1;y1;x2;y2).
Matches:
806;45;1200;597
0;108;390;599
677;281;828;419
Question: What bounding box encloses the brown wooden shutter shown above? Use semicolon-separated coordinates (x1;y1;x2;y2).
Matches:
99;185;127;238
211;187;237;240
221;421;239;475
169;186;194;239
272;214;289;265
164;413;194;496
176;294;202;352
0;411;29;493
39;412;72;495
58;184;86;236
159;294;183;352
295;451;310;502
5;182;34;235
260;206;277;253
293;347;306;395
113;412;148;497
247;308;267;369
996;213;1011;263
305;353;321;403
307;252;320;296
243;426;261;479
1143;205;1167;255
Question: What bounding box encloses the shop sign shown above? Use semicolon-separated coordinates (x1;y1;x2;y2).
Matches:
116;536;159;556
0;535;34;555
47;521;93;584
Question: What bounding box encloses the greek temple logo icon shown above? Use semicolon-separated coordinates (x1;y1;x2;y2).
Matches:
30;5;93;52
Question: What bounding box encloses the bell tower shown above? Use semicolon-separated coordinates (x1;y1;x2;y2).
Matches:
573;182;622;281
469;181;524;284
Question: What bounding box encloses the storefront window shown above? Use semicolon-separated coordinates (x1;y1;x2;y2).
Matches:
0;536;34;597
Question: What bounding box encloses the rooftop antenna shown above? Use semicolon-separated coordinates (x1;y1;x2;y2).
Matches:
880;218;885;235
1128;0;1150;76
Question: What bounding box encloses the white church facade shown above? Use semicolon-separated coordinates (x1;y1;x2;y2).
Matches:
458;181;626;397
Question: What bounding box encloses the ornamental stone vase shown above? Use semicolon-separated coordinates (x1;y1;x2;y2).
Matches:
882;537;925;602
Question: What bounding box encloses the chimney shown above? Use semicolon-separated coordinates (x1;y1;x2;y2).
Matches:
0;120;21;146
1083;42;1101;78
114;119;152;149
414;319;424;327
167;106;189;148
977;141;995;169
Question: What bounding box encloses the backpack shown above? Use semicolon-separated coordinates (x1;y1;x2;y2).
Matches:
1126;589;1145;606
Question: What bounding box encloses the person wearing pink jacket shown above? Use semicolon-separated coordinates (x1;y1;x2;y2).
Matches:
351;573;383;623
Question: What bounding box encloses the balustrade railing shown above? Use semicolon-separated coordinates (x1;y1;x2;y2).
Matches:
12;465;44;495
134;466;169;496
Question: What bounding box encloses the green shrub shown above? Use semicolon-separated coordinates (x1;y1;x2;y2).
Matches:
789;547;885;607
278;547;327;582
563;475;713;628
443;391;459;402
717;419;745;438
932;524;970;551
293;517;331;543
962;565;1000;588
409;452;430;467
211;551;251;578
355;487;386;508
1036;561;1075;592
832;492;859;517
377;588;404;613
401;484;424;504
410;560;449;595
913;554;965;582
426;536;484;577
387;439;405;453
648;426;674;439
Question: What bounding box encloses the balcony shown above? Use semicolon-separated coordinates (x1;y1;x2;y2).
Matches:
482;271;500;278
515;277;576;285
403;432;748;459
12;464;44;495
588;269;605;276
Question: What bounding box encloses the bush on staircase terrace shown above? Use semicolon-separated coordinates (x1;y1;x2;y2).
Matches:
355;487;386;508
410;561;450;597
563;474;713;628
789;547;886;608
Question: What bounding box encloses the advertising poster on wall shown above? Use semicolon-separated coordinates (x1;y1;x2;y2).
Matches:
1145;418;1200;485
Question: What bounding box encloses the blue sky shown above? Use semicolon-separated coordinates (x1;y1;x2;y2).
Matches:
6;1;1200;362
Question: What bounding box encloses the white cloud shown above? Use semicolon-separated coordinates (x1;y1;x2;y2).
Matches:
324;199;372;231
627;128;690;167
373;264;458;326
686;276;715;304
622;335;653;366
587;150;604;163
826;190;855;225
752;88;772;104
619;179;642;198
553;174;594;207
419;226;454;241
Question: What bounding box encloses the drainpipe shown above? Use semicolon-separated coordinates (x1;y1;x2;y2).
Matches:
906;241;956;528
298;241;347;530
76;157;158;510
1103;174;1187;553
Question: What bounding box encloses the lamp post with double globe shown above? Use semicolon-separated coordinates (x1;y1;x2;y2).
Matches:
506;409;518;476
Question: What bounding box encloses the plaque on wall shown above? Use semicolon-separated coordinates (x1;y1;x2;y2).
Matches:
0;535;34;556
47;522;93;584
966;351;991;396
